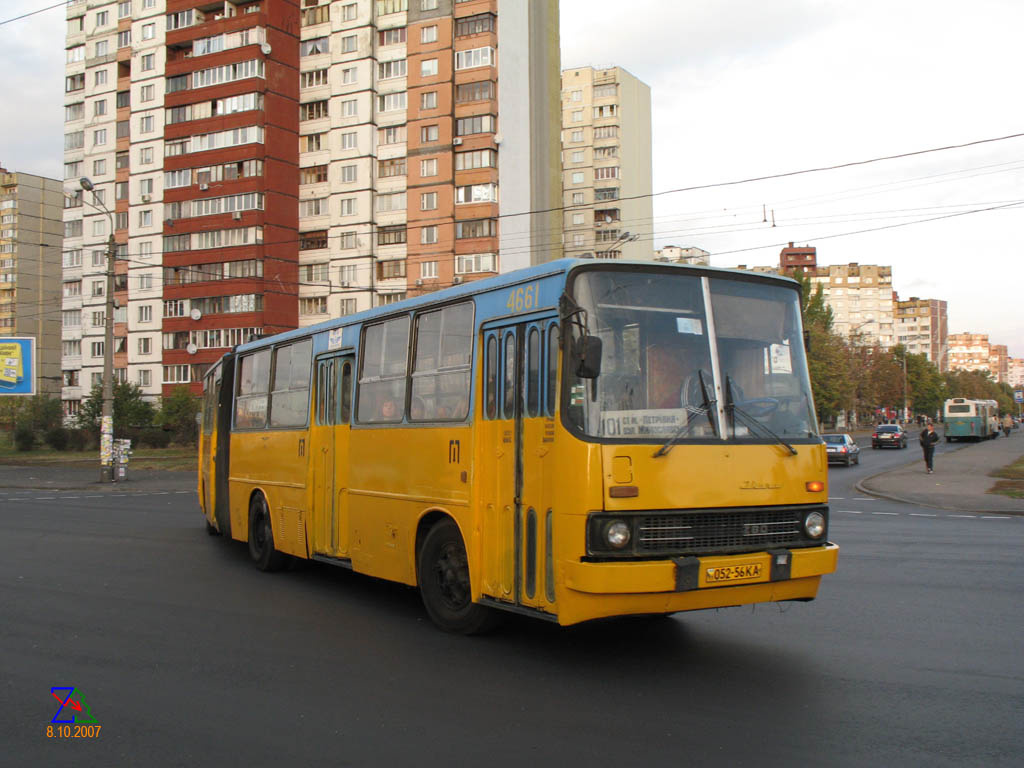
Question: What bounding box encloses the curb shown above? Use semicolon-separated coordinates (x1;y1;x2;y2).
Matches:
854;441;1024;515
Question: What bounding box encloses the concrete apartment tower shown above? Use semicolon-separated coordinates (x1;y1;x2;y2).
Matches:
809;263;895;349
0;168;64;397
894;296;948;372
560;66;652;261
62;0;561;412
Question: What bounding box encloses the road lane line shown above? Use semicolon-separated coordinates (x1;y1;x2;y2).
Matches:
35;497;55;500
981;516;1010;519
910;513;937;517
838;510;862;514
949;514;976;519
872;511;898;515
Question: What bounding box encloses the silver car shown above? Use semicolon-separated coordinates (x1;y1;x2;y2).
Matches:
823;433;861;466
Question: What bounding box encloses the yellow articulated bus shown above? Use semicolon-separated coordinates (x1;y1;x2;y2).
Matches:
199;259;838;632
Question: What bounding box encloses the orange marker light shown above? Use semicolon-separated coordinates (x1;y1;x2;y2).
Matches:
805;481;825;493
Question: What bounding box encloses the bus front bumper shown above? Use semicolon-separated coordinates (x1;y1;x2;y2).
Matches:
557;543;839;625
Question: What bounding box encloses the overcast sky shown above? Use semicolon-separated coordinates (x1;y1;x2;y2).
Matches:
2;0;1021;356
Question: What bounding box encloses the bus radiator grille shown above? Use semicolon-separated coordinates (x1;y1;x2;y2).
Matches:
636;509;808;554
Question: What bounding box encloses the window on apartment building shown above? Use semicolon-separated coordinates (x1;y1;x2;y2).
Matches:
455;253;496;274
421;0;438;10
571;192;585;205
92;220;107;237
455;183;497;204
455;80;494;103
340;164;357;183
593;105;618;118
456;219;496;239
139;274;153;290
378;59;406;79
420;261;438;279
140;178;154;196
300;263;330;283
300;165;328;184
420;158;438;177
93;158;106;176
299;231;328;251
117;1;131;18
301;69;329;88
115;182;128;200
377;259;406;279
379;27;407;46
421;91;437;110
340;98;358;117
65;103;84;122
299;198;328;217
300;37;329;56
379;125;406;145
571;212;585;225
140;115;154;133
377;227;406;246
95;69;109;87
377;192;406;212
300;100;328;120
67;45;85;64
421;25;437;43
378;92;406;112
141;53;155;71
93;128;107;146
455;114;495;136
142;23;155;40
595;187;619;201
456;13;494;36
341;35;357;53
301;133;325;152
338;232;356;249
138;337;152;355
570;129;583;142
594;166;619;180
300;297;328;315
95;40;109;57
339;198;357;216
420;192;438;211
594;125;618;139
594;146;618;158
340;131;358;149
593;84;617;99
138;305;152;323
420;226;438;244
93;100;108;119
420;124;439;143
341;66;358;84
571;171;584;185
421;58;438;77
338;264;357;286
571;110;583;123
455;47;495;70
378;158;406;177
139;210;153;227
65;74;85;92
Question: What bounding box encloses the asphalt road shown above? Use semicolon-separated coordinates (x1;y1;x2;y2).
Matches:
2;440;1022;767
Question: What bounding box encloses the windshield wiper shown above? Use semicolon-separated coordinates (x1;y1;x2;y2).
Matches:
653;370;717;457
725;375;797;456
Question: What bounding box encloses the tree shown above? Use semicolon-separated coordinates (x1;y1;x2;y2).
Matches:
157;385;201;445
76;382;156;432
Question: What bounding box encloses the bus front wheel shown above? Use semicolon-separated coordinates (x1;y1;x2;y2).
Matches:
417;519;497;635
248;493;286;572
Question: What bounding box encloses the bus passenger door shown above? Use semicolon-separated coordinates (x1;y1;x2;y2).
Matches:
482;319;557;612
310;353;354;559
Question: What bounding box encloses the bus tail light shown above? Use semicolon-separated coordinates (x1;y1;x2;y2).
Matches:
805;481;825;493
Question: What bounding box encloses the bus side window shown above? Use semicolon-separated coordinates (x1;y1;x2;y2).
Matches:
527;327;540;417
340;361;352;424
545;323;558;417
503;332;516;419
235;349;271;429
485;335;497;420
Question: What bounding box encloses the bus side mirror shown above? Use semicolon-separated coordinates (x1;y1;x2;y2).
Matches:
574;336;602;379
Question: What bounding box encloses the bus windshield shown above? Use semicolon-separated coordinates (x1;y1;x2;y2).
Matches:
566;269;817;442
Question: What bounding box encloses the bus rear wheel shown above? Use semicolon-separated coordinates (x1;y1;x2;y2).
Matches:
417;519;496;634
248;493;286;572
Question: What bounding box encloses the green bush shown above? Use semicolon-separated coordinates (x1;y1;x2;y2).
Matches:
14;424;35;452
45;427;70;451
66;429;88;452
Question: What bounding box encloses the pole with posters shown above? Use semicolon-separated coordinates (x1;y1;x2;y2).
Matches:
0;337;36;396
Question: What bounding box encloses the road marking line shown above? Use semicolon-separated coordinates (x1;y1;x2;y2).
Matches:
949;514;976;519
910;513;937;517
872;511;898;515
35;497;55;500
831;497;845;500
855;497;876;501
839;510;862;514
153;492;169;495
981;516;1011;519
82;495;102;498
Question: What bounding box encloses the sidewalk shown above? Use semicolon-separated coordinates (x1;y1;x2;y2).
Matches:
856;430;1024;513
0;462;196;493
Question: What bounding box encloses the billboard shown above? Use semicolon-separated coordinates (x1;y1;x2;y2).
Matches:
0;337;36;396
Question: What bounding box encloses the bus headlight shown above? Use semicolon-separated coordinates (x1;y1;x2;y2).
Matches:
605;520;631;549
804;511;826;539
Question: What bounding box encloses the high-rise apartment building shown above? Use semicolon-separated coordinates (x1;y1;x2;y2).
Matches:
0;168;64;396
1007;358;1024;389
62;0;561;411
947;332;991;376
779;242;816;274
894;296;948;371
989;344;1008;383
808;263;895;348
655;245;708;265
560;66;651;261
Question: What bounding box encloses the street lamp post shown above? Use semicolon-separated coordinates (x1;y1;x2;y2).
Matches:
598;230;639;259
79;177;116;483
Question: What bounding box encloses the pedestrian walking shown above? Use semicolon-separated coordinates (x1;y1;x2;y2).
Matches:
919;421;939;474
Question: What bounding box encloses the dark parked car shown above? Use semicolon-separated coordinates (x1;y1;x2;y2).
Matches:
823;433;860;465
872;424;907;449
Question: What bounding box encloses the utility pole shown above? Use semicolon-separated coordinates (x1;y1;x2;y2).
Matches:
80;177;116;482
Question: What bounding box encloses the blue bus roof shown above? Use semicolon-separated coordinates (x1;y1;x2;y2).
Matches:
234;257;799;354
